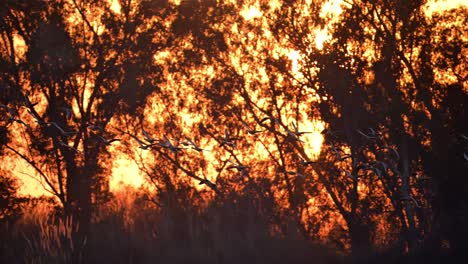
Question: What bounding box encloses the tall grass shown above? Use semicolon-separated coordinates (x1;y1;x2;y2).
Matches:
1;188;344;264
8;201;82;263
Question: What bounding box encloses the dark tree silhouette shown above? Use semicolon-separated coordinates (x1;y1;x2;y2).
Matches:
0;1;173;260
0;0;466;262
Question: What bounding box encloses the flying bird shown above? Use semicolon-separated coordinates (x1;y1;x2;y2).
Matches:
128;133;155;150
330;143;350;161
460;134;468;141
199;179;218;191
220;128;238;148
97;135;120;145
182;138;209;152
160;135;185;153
291;121;312;136
23;96;38;109
381;146;400;160
238;117;263;135
59;107;73;121
285;170;305;178
0;104;16;117
48;122;77;137
344;170;356;180
284;125;305;143
298;157;317;166
227;161;250;177
259;116;277;124
27;110;47;126
142;127;158;144
58;140;80;153
371;160;388;173
87;124;104;133
356;128;380;139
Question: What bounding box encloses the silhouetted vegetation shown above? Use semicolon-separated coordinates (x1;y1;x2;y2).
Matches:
0;0;466;263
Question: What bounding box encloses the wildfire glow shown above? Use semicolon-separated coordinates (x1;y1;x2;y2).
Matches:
7;0;465;198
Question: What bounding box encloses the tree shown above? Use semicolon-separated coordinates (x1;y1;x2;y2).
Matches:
1;0;465;260
266;0;467;258
0;1;173;259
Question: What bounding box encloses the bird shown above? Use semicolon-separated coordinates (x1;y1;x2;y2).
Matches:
0;105;27;128
160;135;185;153
370;160;388;173
298;157;317;166
0;105;28;129
59;107;73;121
12;118;31;130
97;135;120;145
220;128;238;148
400;195;421;208
321;128;337;137
356;164;370;172
182;138;209;152
356;128;380;139
460;134;468;141
27;109;47;126
199;179;218;191
381;146;400;160
48;122;77;137
285;170;305;178
23;96;38;109
0;104;16;118
320;128;330;135
371;167;383;178
226;161;250;177
291;121;312;136
259;116;277;124
57;140;80;153
464;153;468;162
128;133;154;150
87;124;104;133
344;170;356;180
238;117;263;135
142;127;158;144
284;125;305;143
330;143;350;161
356;163;383;178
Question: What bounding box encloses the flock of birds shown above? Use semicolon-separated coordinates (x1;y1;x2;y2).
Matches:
120;115;321;188
2;96;468;192
0;97;120;154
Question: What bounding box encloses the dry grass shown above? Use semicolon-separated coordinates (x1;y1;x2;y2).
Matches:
0;189;345;264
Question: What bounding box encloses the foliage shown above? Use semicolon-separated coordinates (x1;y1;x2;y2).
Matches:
2;191;343;264
0;0;466;262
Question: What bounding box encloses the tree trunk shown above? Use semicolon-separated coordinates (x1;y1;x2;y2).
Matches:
399;135;418;253
347;218;372;262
